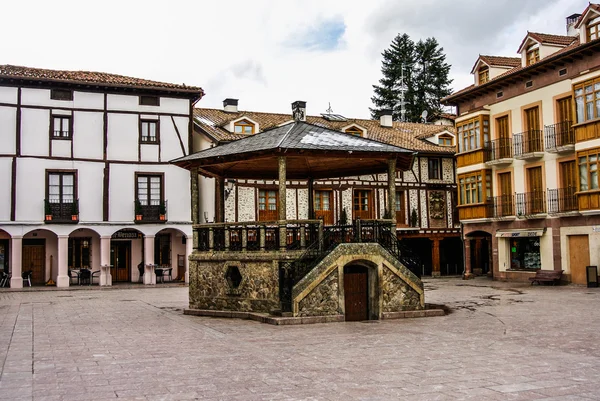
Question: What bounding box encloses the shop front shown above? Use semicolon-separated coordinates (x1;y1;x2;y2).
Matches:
496;228;546;274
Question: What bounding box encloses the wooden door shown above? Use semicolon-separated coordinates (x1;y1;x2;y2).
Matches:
23;240;45;285
258;190;278;221
568;235;589;284
525;107;541;152
498;172;513;215
395;191;406;226
527;166;544;213
110;242;131;282
496;116;511;158
557;97;573;123
0;240;8;274
314;190;333;225
344;265;369;321
353;189;373;220
560;160;577;210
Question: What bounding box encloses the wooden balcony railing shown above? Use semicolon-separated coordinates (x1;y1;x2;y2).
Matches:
516;191;546;216
548;187;578;214
44;199;79;223
545;121;574;151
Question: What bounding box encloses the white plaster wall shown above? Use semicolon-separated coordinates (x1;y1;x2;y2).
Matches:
0;106;16;154
489;66;512;80
73;111;103;160
199;176;215;222
159;116;186;161
140;145;160;162
51;140;71;158
0;87;17;104
0;158;12;221
79;163;105;222
73;92;104;109
21;88;75;109
21;108;49;156
106;114;137;162
237;186;255;222
107;95;188;115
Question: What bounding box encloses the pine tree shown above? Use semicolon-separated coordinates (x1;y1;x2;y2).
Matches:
370;34;452;123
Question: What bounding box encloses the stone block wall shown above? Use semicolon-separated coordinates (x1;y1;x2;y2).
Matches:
381;266;423;312
298;270;341;317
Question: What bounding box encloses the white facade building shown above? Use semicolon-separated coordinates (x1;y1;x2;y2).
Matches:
0;65;203;288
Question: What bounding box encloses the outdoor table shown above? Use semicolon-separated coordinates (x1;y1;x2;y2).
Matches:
154;266;173;283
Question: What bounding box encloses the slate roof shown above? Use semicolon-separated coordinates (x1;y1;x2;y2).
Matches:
193;108;455;155
0;64;204;96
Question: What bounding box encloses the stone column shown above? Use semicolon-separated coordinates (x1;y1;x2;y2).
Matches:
307;178;314;220
215;176;225;223
144;235;156;285
430;237;441;277
56;235;69;287
463;238;473;279
185;236;193;284
388;158;397;225
278;156;287;250
100;236;112;286
10;236;23;289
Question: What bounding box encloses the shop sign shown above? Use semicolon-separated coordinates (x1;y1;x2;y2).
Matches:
112;231;141;239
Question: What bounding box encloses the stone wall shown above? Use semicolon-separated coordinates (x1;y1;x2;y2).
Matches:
381;266;423;312
297;270;341;317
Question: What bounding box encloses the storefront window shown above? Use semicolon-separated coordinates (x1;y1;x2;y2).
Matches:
509;237;541;270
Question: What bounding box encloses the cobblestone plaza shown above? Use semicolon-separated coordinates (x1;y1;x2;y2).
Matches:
1;279;600;400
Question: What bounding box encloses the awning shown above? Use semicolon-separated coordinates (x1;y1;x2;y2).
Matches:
495;228;546;238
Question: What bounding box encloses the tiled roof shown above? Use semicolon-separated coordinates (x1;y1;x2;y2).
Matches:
0;64;204;95
193;108;456;154
518;32;577;52
480;55;521;68
575;3;600;28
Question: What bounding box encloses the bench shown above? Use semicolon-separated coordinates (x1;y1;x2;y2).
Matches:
529;269;563;286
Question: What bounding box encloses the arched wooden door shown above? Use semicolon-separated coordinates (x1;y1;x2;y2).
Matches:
344;265;369;321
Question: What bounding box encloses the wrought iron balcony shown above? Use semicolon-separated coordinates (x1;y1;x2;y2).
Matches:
486;195;515;219
548;187;578;215
516;191;546;217
545;121;574;153
44;199;79;223
484;138;513;165
513;130;544;159
134;200;168;223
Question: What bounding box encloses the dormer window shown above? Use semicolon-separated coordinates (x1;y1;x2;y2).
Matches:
588;20;600;42
345;126;363;137
478;66;489;84
234;119;255;134
526;48;540;66
438;134;453;146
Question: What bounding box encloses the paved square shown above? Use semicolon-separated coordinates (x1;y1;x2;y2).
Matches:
1;278;600;400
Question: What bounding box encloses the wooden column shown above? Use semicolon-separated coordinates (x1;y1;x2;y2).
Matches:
191;167;199;224
430;237;441;277
388;158;397;225
307;178;314;220
215;176;225;223
278;156;287;250
463;238;473;279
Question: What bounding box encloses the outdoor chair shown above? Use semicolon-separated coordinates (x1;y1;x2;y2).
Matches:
138;262;144;283
79;269;91;285
0;271;10;288
22;270;32;287
68;268;80;285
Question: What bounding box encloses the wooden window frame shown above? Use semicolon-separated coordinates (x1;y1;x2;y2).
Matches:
139;95;160;106
234;119;255;134
50;115;73;140
345;126;363;137
68;237;92;269
578;148;600;192
314;189;334;225
46;170;78;203
458;170;491;206
395;190;406;225
478;66;489;85
428;158;441;180
438;134;453;146
50;89;73;101
457;115;489;153
140;119;160;144
154;233;171;266
587;20;600;42
573;78;600;124
526;48;540;66
258;189;278;221
352;189;374;220
135;173;164;206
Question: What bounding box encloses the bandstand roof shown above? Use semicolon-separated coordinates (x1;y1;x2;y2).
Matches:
172;121;415;179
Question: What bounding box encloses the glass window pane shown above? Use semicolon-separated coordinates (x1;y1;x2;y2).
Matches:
580;161;588;191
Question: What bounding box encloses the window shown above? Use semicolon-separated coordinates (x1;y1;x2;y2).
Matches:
559;68;567;77
137;175;162;206
51;115;72;139
258;189;278;221
428;158;441;180
353;189;373;220
234;119;255;134
478;66;489;84
68;238;91;269
48;172;75;204
578;149;600;191
574;78;600;123
395;191;405;225
314;190;333;225
345;126;363;137
510;237;541;270
497;91;504;98
458;170;491;205
50;89;73;101
457;115;489;153
140;120;159;143
154;234;171;265
525;80;533;88
588;20;600;42
139;95;160;106
438;134;453;146
526;48;540;66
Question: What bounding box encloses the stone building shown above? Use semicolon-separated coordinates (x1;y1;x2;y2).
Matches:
442;5;600;283
192;100;461;277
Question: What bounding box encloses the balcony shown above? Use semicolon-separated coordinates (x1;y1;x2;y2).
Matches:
545;121;574;154
44;199;79;224
513;130;544;160
516;192;546;218
486;195;515;219
548;187;579;215
484;139;513;166
134;200;167;223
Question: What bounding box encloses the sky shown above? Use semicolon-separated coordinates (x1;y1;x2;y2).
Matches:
0;0;588;119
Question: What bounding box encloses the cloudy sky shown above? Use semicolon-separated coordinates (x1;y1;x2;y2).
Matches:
1;0;587;118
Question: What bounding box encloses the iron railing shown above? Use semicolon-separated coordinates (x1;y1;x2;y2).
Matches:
516;191;546;216
485;138;513;161
134;200;167;223
44;198;79;223
513;130;543;156
486;195;514;218
548;187;578;214
545;121;574;150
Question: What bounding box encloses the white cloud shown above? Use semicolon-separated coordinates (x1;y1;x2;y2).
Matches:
0;0;589;119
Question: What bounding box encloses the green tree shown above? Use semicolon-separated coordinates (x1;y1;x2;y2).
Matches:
370;34;452;123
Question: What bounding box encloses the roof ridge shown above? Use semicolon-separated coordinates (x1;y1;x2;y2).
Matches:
276;121;297;148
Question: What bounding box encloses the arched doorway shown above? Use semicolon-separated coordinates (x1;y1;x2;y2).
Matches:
155;228;188;281
23;229;58;285
0;229;10;275
466;231;492;277
343;261;379;321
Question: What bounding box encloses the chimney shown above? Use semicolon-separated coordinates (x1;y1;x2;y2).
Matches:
223;98;238;113
566;13;581;36
379;109;393;128
292;100;306;121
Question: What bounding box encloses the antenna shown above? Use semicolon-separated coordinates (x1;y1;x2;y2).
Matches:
420;110;428;123
393;63;412;122
325;102;334;115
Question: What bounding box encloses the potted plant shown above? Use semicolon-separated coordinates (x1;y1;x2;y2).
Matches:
339;207;348;225
45;199;52;221
135;199;143;221
410;209;418;227
159;201;166;221
71;200;79;221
